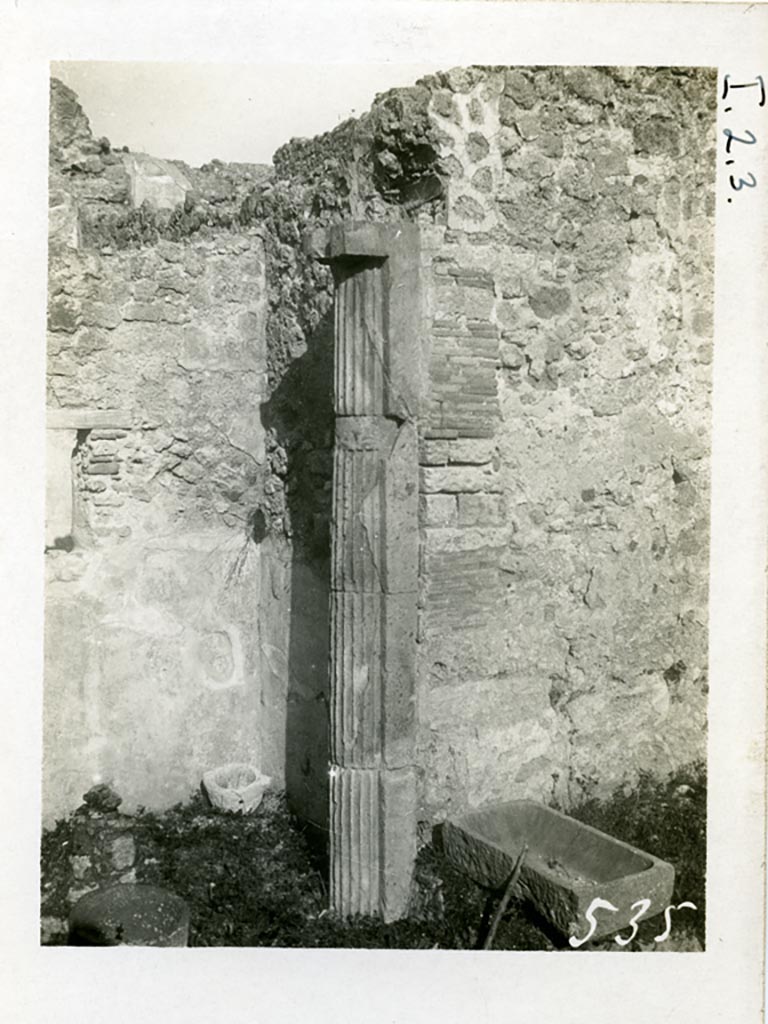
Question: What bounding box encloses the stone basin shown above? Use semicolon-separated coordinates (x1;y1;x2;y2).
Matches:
441;799;675;944
201;763;271;813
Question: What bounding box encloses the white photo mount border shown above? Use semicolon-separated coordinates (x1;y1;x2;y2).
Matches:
1;3;766;1024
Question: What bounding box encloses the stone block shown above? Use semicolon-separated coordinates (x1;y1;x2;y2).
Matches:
380;592;418;767
421;493;457;526
420;464;501;494
48;295;81;334
503;70;538;109
529;286;571;319
432;89;460;122
157;269;190;295
442;264;495;291
48;191;79;249
70;854;91;880
423;428;460;441
441;801;675;943
434;282;496;322
330;590;416;768
448;438;496;464
110;835;136;871
422;526;508;555
47;409;132;431
419;615;509;682
498;96;518;128
330;766;417;922
468;97;485;124
471;167;493;193
82;301;122;330
442;66;474;93
123;153;190;211
498;125;523;154
466;132;490;163
45;428;76;548
451;194;492;231
82;783;122;812
565;68;611;106
426;674;551;729
457;493;505;526
89;439;118;457
330;768;379;917
133;279;158;301
332;418;418;595
91;493;124;508
423;440;498;470
380;767;418;921
419;439;451;465
123;302;162;323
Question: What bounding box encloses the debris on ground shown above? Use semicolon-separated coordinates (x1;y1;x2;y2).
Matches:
41;764;705;950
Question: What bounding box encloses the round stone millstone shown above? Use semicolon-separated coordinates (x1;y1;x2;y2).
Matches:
68;884;190;946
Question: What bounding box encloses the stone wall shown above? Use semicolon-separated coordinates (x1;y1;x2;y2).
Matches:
44;81;275;823
246;64;716;827
414;66;714;817
46;67;715;845
246;66;714;829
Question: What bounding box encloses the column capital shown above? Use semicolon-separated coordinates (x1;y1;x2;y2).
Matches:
304;221;421;264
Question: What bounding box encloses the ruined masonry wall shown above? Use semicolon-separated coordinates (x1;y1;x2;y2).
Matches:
235;65;715;828
247;87;444;830
45;82;275;824
416;66;714;817
46;68;715;834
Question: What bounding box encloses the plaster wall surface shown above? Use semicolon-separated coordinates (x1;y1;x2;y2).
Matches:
44;81;274;824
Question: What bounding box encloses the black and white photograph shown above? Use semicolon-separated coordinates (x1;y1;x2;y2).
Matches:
1;2;766;1023
41;58;715;952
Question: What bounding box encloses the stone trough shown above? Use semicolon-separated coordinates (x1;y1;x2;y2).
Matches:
441;800;675;944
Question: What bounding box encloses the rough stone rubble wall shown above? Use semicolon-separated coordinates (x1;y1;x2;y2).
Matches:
45;67;715;833
415;66;714;817
247;66;714;832
45;81;274;823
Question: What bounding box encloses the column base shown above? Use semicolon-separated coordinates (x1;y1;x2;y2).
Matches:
329;765;417;922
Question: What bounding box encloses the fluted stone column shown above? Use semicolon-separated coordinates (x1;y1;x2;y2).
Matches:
312;222;423;921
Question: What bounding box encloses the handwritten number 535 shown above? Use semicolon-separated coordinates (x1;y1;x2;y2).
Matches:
568;897;698;948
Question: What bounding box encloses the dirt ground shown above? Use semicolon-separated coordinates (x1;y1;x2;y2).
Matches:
41;763;705;950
